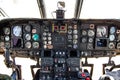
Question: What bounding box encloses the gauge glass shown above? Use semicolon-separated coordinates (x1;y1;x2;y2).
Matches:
5;42;10;48
73;35;78;39
88;38;93;43
43;32;47;36
117;43;120;49
43;41;47;44
82;30;87;36
68;30;72;34
48;33;51;36
32;34;39;41
73;30;78;34
109;35;115;41
25;42;31;48
110;27;116;34
73;40;78;44
4;28;10;35
43;37;47;40
25;34;31;40
108;42;115;49
13;26;22;37
96;26;107;37
32;29;37;33
82;37;87;43
25;25;31;32
48;37;52;40
44;45;47;49
32;42;39;48
68;35;72;40
48;41;52;44
88;30;95;37
5;36;10;41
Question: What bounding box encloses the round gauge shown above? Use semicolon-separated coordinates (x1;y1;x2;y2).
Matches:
68;30;72;34
88;30;95;37
48;33;51;36
73;30;78;34
97;26;107;37
68;26;72;29
117;43;120;49
110;26;116;34
108;42;115;49
68;35;72;40
44;45;47;49
73;44;78;49
5;42;10;48
43;32;47;36
25;34;31;40
82;37;87;43
82;30;87;36
32;42;39;48
73;40;78;44
73;35;78;39
32;29;37;33
48;37;52;40
25;42;31;49
87;43;93;49
73;25;77;29
13;26;22;37
48;41;52;44
43;41;47;44
4;28;10;35
5;36;10;41
109;35;115;41
43;37;47;41
32;34;39;41
25;25;31;32
88;38;93;43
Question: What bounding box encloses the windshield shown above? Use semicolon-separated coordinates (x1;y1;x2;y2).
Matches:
80;0;120;19
0;0;120;19
0;0;41;18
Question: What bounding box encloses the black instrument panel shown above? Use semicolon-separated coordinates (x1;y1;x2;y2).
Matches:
0;18;120;57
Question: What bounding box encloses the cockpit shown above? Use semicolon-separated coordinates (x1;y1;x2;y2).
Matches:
0;0;120;80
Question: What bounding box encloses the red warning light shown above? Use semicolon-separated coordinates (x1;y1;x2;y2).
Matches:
81;73;86;77
54;26;58;30
86;77;90;80
60;26;66;30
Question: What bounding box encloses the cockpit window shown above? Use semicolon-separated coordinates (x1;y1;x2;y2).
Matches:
44;0;76;18
80;0;120;19
0;0;41;18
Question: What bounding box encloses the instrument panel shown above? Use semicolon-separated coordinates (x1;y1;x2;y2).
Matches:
0;18;120;58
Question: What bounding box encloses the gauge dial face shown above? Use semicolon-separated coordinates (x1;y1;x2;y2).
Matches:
109;35;115;41
32;42;39;48
110;26;116;34
4;28;10;35
96;26;107;37
25;34;31;40
32;34;39;41
13;26;22;37
88;30;95;37
25;25;31;32
25;42;31;48
82;30;87;36
5;36;10;41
